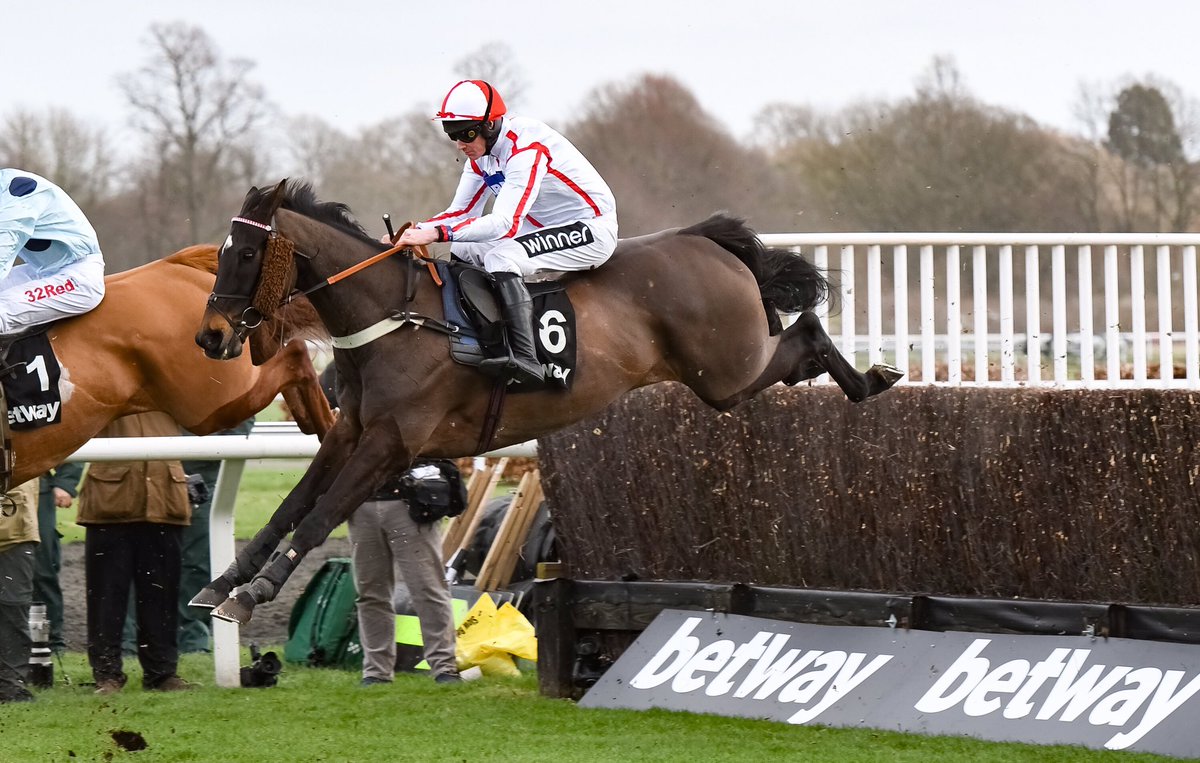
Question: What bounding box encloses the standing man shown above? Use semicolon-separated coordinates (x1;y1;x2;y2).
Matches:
0;479;41;703
322;366;461;685
392;80;618;385
32;463;83;654
78;412;194;694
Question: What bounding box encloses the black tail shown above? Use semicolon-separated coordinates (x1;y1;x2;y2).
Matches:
680;213;831;330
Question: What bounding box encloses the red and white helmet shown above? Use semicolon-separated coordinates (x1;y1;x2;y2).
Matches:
434;80;507;123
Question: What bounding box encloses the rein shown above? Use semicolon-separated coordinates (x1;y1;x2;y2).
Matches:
212;215;456;348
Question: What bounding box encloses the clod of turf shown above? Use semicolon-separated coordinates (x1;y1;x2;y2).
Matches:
111;730;148;752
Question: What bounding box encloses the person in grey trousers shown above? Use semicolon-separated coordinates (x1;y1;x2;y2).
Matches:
349;467;461;685
321;365;460;686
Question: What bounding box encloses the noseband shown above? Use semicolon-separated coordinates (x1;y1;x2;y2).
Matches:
207;216;298;342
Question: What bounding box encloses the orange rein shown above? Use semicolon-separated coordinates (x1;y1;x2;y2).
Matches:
325;239;442;287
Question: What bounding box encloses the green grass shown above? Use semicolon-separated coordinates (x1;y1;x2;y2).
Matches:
4;651;1180;763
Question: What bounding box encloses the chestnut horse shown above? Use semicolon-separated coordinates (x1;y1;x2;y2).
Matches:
10;244;334;485
191;180;901;623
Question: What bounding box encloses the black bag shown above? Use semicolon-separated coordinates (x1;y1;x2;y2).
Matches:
402;459;468;524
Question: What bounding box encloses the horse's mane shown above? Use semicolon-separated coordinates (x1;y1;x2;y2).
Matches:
276;181;387;252
163;244;219;274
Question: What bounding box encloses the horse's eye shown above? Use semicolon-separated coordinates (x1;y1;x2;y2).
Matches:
239;247;258;259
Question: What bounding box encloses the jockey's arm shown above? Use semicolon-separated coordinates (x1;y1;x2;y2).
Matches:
416;164;489;235
0;188;47;277
437;146;546;244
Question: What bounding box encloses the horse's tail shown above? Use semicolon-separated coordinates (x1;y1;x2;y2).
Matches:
680;213;830;331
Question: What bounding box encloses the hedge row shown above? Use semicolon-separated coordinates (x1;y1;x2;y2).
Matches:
538;384;1200;606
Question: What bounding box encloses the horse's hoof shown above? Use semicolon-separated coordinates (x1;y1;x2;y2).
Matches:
211;592;255;625
189;587;226;610
870;363;905;388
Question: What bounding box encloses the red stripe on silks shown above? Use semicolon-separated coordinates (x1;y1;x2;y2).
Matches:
503;147;546;238
426;184;488;223
526;215;544;228
547;167;602;216
451;218;477;233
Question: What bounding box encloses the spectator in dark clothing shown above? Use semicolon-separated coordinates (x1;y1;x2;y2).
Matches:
78;412;194;695
32;463;82;653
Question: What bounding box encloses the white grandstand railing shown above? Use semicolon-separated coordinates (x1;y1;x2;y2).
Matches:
65;424;536;688
759;233;1200;390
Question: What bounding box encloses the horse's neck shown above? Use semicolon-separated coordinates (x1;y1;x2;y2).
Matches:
281;212;426;335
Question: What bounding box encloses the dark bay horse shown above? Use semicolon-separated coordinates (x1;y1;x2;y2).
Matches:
192;180;901;623
11;244;334;485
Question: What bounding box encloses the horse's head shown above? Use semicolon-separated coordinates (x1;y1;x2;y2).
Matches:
196;180;296;361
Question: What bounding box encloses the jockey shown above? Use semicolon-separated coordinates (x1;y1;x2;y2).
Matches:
392;80;618;385
0;169;105;338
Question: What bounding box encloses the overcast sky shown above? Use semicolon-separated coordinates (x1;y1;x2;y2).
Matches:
5;1;1200;146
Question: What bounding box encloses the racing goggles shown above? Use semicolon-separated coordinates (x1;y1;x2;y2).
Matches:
444;121;484;143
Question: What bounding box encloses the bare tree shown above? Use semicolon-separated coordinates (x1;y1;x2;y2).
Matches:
0;107;116;208
782;57;1094;232
118;22;270;248
282;111;459;239
568;74;794;234
452;43;529;110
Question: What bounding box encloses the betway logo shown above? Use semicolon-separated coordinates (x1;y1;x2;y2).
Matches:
628;616;893;724
8;401;59;425
916;638;1200;750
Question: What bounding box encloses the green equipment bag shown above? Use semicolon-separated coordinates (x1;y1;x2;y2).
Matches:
284;557;362;670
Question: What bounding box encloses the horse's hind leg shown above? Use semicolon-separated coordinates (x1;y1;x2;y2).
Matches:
785;312;903;402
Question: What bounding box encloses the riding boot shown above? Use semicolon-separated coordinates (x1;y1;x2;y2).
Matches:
479;273;544;385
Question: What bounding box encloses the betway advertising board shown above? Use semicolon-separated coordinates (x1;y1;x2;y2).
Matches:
579;610;1200;756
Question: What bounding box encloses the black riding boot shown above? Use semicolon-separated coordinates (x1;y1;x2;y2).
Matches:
480;273;544;385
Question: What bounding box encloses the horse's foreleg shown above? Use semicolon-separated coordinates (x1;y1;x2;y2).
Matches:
277;340;336;439
191;422;356;610
212;424;415;625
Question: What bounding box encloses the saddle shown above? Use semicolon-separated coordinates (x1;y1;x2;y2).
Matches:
433;260;577;391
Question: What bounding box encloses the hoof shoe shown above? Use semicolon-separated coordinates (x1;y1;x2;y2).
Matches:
211;594;254;625
189;587;226;609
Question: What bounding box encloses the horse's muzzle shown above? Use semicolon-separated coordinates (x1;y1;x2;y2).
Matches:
195;318;245;361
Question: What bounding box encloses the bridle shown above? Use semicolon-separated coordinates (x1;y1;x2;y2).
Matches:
205;215;302;344
207;214;452;348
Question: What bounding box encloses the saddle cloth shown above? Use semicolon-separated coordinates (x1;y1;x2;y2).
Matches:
2;331;63;430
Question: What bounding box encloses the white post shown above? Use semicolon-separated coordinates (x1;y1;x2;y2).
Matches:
209;459;246;688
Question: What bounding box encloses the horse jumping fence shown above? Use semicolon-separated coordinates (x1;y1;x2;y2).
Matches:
56;232;1200;685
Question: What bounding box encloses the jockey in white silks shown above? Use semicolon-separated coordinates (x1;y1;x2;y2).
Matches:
392;80;618;385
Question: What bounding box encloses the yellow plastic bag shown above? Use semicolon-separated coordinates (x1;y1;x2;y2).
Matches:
454;593;538;677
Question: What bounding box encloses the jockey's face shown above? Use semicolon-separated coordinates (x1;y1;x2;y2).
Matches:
455;133;487;160
443;120;489;160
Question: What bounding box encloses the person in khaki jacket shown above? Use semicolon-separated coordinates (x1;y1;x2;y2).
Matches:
78;411;193;694
0;479;40;703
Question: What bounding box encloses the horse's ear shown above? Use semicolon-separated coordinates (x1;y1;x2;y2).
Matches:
268;179;289;213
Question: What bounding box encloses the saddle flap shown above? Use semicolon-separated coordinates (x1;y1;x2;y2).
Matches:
458;268;501;324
